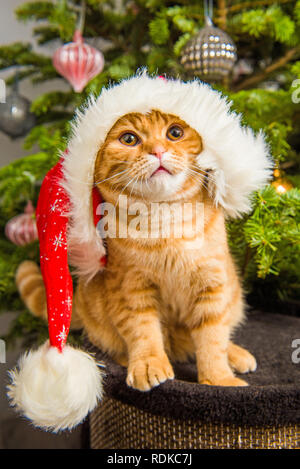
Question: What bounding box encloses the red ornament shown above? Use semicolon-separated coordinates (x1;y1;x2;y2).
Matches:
5;200;38;246
52;30;104;93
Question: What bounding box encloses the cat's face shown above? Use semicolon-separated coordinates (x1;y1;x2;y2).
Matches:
94;110;203;201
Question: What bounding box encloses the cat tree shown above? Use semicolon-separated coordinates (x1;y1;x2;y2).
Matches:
88;311;300;449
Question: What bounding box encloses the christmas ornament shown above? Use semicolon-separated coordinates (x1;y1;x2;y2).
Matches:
7;72;272;432
53;29;104;93
0;77;36;139
272;179;293;194
5;200;38;246
272;169;293;194
52;0;104;93
180;1;237;81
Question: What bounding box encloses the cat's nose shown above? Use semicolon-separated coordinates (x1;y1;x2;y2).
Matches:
150;145;166;160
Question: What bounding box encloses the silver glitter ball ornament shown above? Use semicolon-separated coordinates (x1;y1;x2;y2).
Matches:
0;88;36;139
180;16;237;81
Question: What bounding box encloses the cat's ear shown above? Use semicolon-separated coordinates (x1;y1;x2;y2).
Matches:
196;130;273;219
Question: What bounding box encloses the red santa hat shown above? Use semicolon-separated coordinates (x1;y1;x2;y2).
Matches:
7;71;273;432
7;158;105;433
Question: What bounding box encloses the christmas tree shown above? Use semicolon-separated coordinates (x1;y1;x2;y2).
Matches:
0;0;299;347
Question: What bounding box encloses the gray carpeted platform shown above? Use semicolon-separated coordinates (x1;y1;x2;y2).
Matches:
87;311;300;427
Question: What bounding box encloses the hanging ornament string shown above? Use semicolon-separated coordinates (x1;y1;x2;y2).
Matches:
203;0;213;23
77;0;86;34
12;70;19;94
52;0;104;93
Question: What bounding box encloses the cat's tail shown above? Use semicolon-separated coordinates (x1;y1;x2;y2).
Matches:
16;261;83;329
16;261;47;321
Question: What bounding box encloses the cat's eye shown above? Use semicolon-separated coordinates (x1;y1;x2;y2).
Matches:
167;125;184;141
119;132;139;146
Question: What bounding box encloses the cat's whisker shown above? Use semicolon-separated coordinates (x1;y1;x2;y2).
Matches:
190;165;219;184
186;168;211;193
140;163;157;180
129;175;140;200
61;171;132;188
129;178;136;199
189;169;218;187
186;167;206;180
190;165;215;177
139;175;149;204
130;173;147;203
113;176;136;212
104;174;133;194
190;163;210;171
94;169;130;186
145;174;151;194
190;164;213;173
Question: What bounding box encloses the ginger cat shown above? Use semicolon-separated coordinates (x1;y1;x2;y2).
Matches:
16;109;257;390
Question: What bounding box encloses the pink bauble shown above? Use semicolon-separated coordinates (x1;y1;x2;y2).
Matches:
5;200;38;246
53;30;105;93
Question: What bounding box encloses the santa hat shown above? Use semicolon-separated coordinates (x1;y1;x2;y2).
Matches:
7;71;273;433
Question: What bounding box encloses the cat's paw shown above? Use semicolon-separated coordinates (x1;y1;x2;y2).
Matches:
228;343;257;374
126;354;174;391
200;376;248;387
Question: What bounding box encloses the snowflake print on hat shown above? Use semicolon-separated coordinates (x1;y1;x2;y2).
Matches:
35;155;106;353
35;158;73;352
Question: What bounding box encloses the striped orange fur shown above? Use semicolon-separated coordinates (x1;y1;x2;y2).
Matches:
17;110;257;390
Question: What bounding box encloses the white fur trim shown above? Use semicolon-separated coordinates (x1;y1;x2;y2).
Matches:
7;342;103;433
63;71;273;276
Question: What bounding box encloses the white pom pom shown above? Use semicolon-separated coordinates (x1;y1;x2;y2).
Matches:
7;341;104;433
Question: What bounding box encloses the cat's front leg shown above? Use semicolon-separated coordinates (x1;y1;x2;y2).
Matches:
191;322;248;386
111;290;174;391
189;283;248;387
